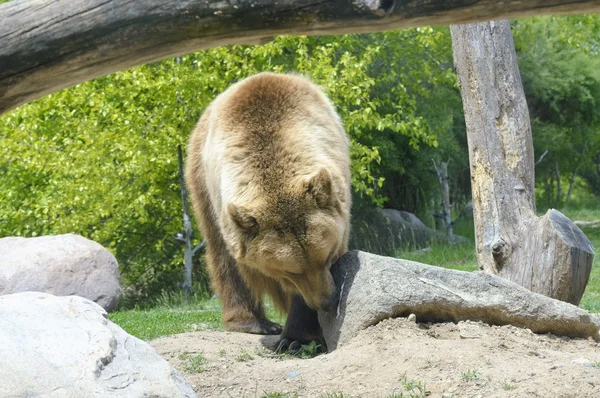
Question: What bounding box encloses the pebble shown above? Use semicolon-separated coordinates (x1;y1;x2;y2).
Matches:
286;370;300;378
408;313;417;323
571;357;592;366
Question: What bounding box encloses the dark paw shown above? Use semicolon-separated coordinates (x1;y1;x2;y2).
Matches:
275;337;326;355
258;319;283;335
226;318;282;335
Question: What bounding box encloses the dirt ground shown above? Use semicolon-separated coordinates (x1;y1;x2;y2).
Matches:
152;317;600;398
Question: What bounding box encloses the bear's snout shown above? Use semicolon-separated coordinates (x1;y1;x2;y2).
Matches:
319;290;339;312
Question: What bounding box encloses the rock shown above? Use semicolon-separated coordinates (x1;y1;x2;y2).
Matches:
0;234;121;311
571;357;592;366
319;251;600;350
0;292;196;398
350;208;470;255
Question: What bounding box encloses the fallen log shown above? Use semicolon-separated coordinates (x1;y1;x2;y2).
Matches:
318;251;600;351
3;0;600;114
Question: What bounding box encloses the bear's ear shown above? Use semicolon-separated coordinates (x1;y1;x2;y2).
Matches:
306;168;335;208
227;204;258;235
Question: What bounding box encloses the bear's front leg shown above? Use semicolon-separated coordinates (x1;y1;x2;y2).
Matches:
206;242;282;335
276;294;326;354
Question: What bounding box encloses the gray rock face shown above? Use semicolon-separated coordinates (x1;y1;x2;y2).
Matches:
0;234;121;311
350;208;470;255
319;251;600;351
0;292;197;398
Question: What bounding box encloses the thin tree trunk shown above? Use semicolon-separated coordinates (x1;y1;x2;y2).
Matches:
432;160;453;239
177;145;194;301
566;164;581;204
554;160;563;204
565;142;588;204
450;20;594;305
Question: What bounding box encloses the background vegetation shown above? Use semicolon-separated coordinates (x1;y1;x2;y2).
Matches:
1;15;599;309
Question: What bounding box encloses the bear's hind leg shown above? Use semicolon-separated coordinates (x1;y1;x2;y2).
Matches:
276;294;326;353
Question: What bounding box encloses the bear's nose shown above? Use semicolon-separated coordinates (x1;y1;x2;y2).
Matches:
320;291;338;312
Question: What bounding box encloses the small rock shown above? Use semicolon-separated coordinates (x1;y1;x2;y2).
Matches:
286;370;300;378
408;313;417;323
571;357;592;366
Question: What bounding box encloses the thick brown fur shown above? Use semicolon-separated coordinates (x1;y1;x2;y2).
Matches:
185;73;351;348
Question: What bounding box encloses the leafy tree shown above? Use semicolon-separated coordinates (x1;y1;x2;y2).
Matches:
0;31;447;301
513;15;600;205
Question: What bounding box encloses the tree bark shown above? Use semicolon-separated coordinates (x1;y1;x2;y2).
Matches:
450;21;594;305
2;0;600;115
565;142;588;204
554;159;563;203
432;160;453;239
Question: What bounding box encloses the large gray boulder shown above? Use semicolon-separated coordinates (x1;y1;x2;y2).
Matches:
0;234;121;311
319;251;600;351
0;292;197;398
350;208;469;255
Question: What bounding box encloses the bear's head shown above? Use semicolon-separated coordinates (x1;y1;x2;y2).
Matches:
224;168;346;312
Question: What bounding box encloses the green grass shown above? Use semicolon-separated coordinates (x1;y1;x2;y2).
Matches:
397;241;478;272
110;291;284;341
461;369;480;382
178;353;208;373
109;298;222;340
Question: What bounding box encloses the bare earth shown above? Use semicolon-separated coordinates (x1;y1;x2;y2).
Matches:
151;317;600;397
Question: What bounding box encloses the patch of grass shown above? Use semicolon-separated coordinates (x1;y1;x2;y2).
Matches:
461;369;480;382
397;241;478;272
110;291;285;341
578;225;600;313
236;349;253;362
320;393;345;398
296;341;325;359
591;362;600;369
261;393;298;398
503;381;517;391
178;353;207;373
385;375;427;398
109;298;222;340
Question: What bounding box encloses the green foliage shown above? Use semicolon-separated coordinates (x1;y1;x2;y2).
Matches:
513;15;600;206
235;349;254;362
109;298;222;341
0;30;450;299
461;369;480;382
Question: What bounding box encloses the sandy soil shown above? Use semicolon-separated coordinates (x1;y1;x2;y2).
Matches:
152;317;600;398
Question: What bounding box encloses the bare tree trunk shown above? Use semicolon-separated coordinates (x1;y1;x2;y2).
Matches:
432;160;453;239
177;146;194;301
450;20;594;305
565;142;588;204
554;159;563;204
176;145;207;302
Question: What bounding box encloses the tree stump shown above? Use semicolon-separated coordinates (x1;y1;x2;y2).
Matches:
449;21;594;305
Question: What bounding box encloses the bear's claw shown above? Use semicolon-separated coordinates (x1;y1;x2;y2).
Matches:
275;338;326;354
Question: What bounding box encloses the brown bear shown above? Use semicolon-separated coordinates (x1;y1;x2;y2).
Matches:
185;72;351;351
